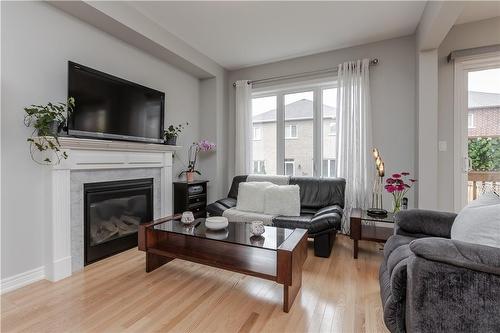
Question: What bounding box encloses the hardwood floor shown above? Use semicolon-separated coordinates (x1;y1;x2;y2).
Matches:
1;235;388;333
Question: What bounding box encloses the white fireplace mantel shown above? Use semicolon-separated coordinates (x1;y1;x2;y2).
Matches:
45;137;180;281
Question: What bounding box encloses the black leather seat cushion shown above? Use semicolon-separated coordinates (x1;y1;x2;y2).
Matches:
273;206;342;235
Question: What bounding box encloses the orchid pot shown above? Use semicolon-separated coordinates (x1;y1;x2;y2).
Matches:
178;139;216;182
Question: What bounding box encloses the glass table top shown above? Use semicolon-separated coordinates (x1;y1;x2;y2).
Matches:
153;218;294;251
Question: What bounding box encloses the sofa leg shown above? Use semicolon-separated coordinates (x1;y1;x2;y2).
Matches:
314;230;336;257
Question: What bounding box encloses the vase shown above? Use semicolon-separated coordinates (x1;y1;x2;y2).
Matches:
186;171;195;182
164;136;177;145
392;198;402;213
38;121;60;137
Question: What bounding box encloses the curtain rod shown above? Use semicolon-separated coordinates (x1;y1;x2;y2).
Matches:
232;58;378;87
447;44;500;63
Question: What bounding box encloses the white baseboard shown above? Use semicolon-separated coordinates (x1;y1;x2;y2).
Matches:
47;256;72;282
1;266;45;294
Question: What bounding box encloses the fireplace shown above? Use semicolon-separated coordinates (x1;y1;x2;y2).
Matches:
84;178;153;265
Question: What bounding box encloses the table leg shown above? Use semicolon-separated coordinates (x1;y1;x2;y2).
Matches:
354;240;358;259
146;252;172;273
283;274;302;313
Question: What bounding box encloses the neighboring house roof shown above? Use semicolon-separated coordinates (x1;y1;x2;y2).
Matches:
253;99;336;123
469;91;500;109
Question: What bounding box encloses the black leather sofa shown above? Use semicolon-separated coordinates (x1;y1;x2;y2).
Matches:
207;175;346;257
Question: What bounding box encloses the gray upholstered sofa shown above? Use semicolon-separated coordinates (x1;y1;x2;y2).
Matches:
380;209;500;333
207;175;345;257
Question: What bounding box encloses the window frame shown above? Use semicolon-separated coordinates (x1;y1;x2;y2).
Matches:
284;159;295;176
285;124;298;139
253;126;262;140
467;113;475;128
251;79;337;177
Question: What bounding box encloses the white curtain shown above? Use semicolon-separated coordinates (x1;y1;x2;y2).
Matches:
336;59;373;233
235;80;253;175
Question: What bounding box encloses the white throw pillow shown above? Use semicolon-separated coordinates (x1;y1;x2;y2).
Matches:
263;184;301;217
450;192;500;248
236;182;274;213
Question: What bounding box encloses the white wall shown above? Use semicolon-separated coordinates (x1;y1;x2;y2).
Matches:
1;2;201;279
227;36;417;208
437;17;500;211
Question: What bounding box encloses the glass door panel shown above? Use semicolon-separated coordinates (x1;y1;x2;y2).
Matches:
467;67;500;202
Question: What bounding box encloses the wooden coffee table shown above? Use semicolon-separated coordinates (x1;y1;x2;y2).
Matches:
350;208;395;259
138;216;308;312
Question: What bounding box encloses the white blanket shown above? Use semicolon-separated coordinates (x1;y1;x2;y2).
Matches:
222;208;275;225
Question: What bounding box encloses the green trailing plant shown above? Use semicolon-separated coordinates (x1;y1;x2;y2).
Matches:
24;97;75;165
164;122;188;140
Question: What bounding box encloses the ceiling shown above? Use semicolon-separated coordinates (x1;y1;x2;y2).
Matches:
455;1;500;25
129;1;427;70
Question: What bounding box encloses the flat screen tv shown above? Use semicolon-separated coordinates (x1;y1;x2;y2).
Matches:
67;61;164;143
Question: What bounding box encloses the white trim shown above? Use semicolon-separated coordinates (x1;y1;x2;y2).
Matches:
453;52;500;212
42;139;176;282
1;266;45;294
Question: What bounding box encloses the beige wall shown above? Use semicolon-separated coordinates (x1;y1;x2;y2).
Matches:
437;17;500;211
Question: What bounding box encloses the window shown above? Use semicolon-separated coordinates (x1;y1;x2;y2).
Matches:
253;126;262;140
328;122;336;136
468;113;475;128
285;125;298;139
284;159;295;176
251;81;337;177
253;160;266;174
322;159;336;178
251;96;277;175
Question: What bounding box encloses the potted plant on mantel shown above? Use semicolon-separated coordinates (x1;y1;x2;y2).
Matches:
163;122;188;145
179;139;216;182
24;97;75;165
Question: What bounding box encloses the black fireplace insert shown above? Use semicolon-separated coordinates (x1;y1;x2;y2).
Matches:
84;178;153;265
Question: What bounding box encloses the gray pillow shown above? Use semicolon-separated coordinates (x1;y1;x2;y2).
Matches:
450;192;500;248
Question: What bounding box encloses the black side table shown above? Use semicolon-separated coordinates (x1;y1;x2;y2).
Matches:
350;208;395;259
173;180;209;218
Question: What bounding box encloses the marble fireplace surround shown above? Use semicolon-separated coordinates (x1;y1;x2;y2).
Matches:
45;137;180;282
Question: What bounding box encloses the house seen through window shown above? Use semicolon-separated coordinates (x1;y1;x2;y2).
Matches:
251;82;338;177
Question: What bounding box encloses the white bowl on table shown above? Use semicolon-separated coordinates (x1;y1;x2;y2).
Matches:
205;216;228;230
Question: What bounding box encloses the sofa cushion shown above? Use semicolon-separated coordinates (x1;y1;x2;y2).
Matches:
273;210;341;235
451;192;500;249
218;197;236;209
206;201;227;217
272;214;315;231
236;182;274;213
222;208;275;225
263;184;301;216
289;177;345;208
384;234;416;259
227;175;248;199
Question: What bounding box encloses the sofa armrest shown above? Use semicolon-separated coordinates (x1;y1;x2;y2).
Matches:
410;238;500;275
394;209;456;239
406;238;500;332
313;204;343;218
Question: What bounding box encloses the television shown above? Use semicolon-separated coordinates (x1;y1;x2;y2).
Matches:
67;61;164;143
